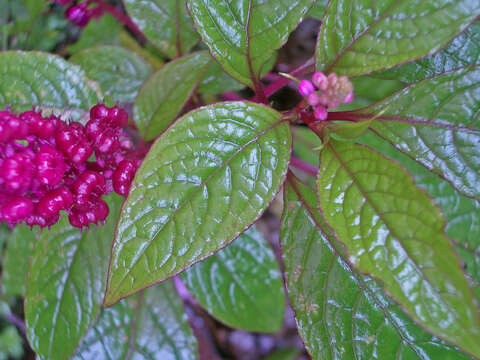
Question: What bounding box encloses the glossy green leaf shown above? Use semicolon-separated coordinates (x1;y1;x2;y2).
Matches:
358;66;480;200
316;0;480;76
1;226;38;297
66;15;121;54
374;21;480;83
180;225;285;333
198;60;244;95
0;51;100;120
327;119;374;140
124;0;199;59
306;1;327;19
187;0;315;87
282;175;475;360
105;101;291;305
70;46;152;104
317;141;480;356
134;51;211;141
263;348;300;360
74;280;197;360
292;127;322;167
25;194;124;360
358;131;480;295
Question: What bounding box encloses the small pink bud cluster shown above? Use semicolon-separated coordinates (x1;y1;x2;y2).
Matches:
52;0;104;27
298;72;353;121
0;105;140;229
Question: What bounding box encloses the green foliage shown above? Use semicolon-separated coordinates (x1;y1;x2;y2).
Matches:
25;194;123;360
188;0;315;87
361;66;480;199
316;0;480;76
317;141;480;355
181;226;285;333
1;1;479;359
73;281;197;360
134;51;211;140
124;0;199;58
105;102;291;305
0;51;100;120
282;175;475;359
1;226;37;297
71;46;153;104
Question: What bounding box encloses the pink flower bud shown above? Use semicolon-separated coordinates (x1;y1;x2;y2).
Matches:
298;80;315;97
312;72;328;91
307;93;322;106
343;91;354;104
313;106;328;121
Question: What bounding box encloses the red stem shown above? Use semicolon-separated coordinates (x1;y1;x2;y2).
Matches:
290;156;318;176
91;0;147;42
251;58;315;101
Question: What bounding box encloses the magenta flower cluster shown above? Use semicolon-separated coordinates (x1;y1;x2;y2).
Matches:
298;72;354;121
0;105;141;229
52;0;104;27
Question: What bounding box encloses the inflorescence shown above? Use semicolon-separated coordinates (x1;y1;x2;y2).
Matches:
298;71;354;121
0;104;141;229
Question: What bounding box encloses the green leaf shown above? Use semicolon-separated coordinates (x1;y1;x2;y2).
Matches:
73;280;197;360
105;101;291;305
316;0;480;76
292;127;322;167
66;15;122;54
357;131;480;296
282;174;475;360
374;21;480;83
0;51;100;120
25;194;124;360
327;119;374;140
70;46;152;104
0;326;23;360
316;141;480;356
1;226;38;297
306;1;327;19
180;226;285;333
187;0;315;87
134;51;211;141
358;66;480;200
263;348;300;360
198;60;244;95
124;0;200;59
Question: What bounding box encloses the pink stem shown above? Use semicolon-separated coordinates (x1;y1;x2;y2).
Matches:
290;156;318;176
91;0;147;42
251;58;315;101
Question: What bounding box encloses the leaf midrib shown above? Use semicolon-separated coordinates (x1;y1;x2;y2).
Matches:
286;175;427;358
323;0;402;73
108;117;287;300
326;143;460;322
